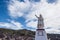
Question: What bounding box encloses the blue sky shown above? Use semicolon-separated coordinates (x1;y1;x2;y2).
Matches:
0;0;60;34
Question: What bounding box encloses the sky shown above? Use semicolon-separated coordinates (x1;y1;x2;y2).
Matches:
0;0;60;34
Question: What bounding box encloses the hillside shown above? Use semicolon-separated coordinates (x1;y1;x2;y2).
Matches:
0;28;60;40
0;28;35;37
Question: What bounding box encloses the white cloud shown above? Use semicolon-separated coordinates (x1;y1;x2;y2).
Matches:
24;0;60;33
0;21;23;30
8;0;31;18
7;0;60;33
46;28;60;34
26;21;37;29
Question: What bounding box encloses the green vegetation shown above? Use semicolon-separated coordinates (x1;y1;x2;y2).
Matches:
0;28;35;37
0;28;60;40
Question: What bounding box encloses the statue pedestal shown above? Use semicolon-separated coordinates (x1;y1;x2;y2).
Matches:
35;29;48;40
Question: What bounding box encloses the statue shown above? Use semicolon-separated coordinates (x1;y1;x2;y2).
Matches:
35;14;44;29
35;14;48;40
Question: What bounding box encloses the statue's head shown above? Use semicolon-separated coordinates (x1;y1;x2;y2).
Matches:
39;14;42;17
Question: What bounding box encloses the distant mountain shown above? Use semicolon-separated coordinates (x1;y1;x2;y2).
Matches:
0;28;60;40
0;28;35;37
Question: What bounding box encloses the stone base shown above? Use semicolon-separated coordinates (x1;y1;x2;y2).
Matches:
35;29;48;40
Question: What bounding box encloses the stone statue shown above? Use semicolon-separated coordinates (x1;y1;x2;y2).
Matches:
35;14;44;29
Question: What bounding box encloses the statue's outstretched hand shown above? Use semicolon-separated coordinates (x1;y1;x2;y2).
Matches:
35;15;38;18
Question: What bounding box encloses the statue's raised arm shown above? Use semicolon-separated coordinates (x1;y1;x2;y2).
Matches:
35;15;39;18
